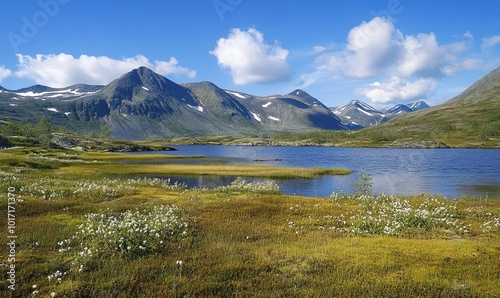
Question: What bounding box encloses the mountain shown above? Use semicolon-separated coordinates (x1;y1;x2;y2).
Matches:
383;104;413;115
406;101;430;111
234;89;345;130
446;67;500;105
0;67;345;139
332;100;430;128
182;81;255;129
332;100;385;128
363;66;500;147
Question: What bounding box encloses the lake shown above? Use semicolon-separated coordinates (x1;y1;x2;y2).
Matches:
135;146;500;198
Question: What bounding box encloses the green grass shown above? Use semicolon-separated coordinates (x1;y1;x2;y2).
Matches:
0;149;499;297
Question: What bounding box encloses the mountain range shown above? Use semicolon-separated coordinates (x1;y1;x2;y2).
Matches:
331;100;429;128
1;66;426;139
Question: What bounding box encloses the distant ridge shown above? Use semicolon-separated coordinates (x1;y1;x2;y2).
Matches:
332;100;430;128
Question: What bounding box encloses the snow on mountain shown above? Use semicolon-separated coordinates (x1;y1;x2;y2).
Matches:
332;100;430;128
225;90;246;99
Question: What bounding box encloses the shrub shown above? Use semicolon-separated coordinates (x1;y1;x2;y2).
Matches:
58;205;188;262
213;177;280;194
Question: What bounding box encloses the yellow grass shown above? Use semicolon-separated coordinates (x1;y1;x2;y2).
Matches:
59;162;351;179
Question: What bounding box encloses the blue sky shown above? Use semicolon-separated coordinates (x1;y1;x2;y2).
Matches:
1;0;499;108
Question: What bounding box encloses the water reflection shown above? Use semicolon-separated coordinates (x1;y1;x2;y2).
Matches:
131;146;500;198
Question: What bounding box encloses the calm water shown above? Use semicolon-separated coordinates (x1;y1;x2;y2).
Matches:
136;146;500;198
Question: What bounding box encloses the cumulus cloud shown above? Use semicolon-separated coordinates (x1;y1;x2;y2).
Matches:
397;32;449;77
313;17;474;81
0;66;12;83
14;53;196;87
316;17;401;79
210;28;291;85
300;17;484;104
356;76;437;104
482;35;500;50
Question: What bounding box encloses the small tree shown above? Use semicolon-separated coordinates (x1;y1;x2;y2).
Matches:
352;172;373;196
36;116;53;148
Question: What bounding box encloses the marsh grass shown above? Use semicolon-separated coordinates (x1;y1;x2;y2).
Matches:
0;149;498;297
59;162;351;179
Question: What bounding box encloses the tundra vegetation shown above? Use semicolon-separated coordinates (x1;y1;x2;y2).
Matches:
0;148;498;297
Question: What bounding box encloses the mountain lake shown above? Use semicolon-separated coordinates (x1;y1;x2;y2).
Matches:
131;146;500;198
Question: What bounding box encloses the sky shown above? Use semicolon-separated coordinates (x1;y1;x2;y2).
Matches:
1;0;500;108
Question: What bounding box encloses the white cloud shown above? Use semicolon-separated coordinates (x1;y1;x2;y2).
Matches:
0;66;12;83
210;28;291;85
299;17;484;104
398;32;448;77
311;46;327;54
482;35;500;50
313;17;473;81
316;17;401;79
356;76;437;103
462;31;474;40
14;53;196;87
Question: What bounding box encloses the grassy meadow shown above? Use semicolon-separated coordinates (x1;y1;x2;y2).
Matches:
0;148;499;297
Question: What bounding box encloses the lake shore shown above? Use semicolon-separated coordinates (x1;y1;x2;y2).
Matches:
0;148;499;297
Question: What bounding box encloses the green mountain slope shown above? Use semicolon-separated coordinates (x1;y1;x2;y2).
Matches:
362;67;500;147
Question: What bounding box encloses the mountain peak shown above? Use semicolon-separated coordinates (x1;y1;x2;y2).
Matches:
109;66;179;94
285;89;324;106
132;66;158;78
346;100;377;112
287;89;311;98
407;101;430;111
14;84;55;94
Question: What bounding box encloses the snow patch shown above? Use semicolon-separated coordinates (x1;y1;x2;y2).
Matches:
356;108;373;116
357;101;376;111
64;112;71;117
188;104;204;113
225;91;246;99
142;86;149;91
262;102;272;108
268;116;281;122
9;103;18;107
345;116;351;119
14;89;98;98
250;112;262;122
47;107;59;112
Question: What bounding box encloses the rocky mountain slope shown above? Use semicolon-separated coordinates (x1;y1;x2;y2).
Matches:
0;67;345;139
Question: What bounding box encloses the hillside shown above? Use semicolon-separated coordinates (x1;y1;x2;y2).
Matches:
359;67;500;147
